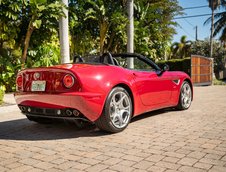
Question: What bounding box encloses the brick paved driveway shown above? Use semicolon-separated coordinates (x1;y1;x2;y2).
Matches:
0;86;226;172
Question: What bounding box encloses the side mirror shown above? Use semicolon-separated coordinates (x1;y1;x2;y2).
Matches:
163;64;169;71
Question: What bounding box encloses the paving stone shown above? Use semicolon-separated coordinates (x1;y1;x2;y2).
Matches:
209;166;226;172
147;165;166;172
205;153;223;160
118;160;136;166
194;162;213;170
187;151;206;159
109;164;135;172
179;165;206;172
121;155;144;162
201;143;217;149
10;165;33;172
85;164;108;172
221;155;226;161
155;161;181;170
163;156;180;163
78;158;101;165
163;152;185;158
132;160;154;170
177;157;198;166
32;162;55;170
19;158;42;166
101;169;117;172
199;158;226;166
145;154;165;162
102;157;122;165
72;162;91;170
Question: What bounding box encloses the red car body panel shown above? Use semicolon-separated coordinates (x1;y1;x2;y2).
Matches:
15;61;192;122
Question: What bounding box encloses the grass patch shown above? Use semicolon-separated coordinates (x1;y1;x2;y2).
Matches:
213;79;226;85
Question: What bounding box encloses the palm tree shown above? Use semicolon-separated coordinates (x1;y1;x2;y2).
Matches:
205;0;224;57
171;35;192;59
205;1;226;42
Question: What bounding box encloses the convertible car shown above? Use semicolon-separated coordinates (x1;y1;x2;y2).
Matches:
14;53;193;133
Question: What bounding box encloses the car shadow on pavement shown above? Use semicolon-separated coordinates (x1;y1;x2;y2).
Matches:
0;108;175;141
0;118;108;141
131;108;174;123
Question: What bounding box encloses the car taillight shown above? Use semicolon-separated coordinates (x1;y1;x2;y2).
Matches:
16;75;23;87
63;74;75;88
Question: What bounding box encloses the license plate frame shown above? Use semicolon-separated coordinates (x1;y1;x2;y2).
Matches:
31;81;46;92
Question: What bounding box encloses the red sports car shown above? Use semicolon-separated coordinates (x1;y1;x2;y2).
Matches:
14;53;193;133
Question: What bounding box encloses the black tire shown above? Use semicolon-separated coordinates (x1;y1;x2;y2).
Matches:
26;116;52;124
176;81;192;110
95;87;133;133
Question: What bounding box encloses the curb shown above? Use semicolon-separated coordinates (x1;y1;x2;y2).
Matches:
0;105;19;114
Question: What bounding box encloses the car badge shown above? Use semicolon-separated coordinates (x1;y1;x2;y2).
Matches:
34;72;40;80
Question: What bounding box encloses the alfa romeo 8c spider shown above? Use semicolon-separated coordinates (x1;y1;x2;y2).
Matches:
15;53;193;133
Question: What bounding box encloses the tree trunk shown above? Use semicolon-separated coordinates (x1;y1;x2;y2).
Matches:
127;0;134;68
59;0;70;64
99;21;109;55
107;32;116;52
21;22;34;68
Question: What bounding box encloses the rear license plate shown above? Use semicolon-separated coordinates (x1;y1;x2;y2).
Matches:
31;81;46;92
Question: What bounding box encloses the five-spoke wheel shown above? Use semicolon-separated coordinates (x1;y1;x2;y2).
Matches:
95;87;132;133
177;81;192;110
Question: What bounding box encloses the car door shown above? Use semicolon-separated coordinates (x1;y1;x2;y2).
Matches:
133;70;173;106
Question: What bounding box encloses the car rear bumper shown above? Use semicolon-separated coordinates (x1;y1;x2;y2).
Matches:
14;92;105;121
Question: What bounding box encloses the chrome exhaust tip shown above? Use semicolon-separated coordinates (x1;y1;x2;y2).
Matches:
66;109;73;116
73;110;80;117
20;106;26;112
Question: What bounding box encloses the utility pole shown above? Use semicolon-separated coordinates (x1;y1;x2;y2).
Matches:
195;26;198;41
59;0;70;64
127;0;134;69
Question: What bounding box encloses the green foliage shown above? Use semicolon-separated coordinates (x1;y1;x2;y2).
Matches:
134;0;183;59
0;45;21;92
0;85;5;105
0;0;65;92
156;58;191;75
26;41;60;67
69;0;182;58
205;0;226;41
69;0;128;55
171;35;192;59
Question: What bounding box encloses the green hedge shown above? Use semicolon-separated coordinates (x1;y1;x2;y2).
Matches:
156;58;191;76
0;86;5;105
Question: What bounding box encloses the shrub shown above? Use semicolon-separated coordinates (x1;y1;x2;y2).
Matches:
156;58;191;76
0;85;5;105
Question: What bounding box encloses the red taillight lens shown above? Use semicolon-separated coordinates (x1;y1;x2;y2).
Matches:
16;75;23;87
63;74;75;88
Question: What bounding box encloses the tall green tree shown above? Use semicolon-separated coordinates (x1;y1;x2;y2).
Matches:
21;0;65;66
171;35;192;59
205;0;226;42
133;0;182;59
69;0;182;59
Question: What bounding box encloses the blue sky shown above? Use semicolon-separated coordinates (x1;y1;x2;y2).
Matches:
173;0;224;42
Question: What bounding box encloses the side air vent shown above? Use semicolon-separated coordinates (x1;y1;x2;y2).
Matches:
172;79;180;85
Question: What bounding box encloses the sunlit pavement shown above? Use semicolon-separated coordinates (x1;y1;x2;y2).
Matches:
0;86;226;172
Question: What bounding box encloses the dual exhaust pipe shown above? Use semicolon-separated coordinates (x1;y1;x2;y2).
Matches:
65;109;80;117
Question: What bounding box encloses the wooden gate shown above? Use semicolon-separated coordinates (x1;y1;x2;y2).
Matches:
191;55;213;86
